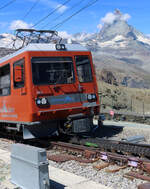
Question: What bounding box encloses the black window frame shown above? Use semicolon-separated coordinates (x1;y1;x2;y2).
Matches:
13;58;25;89
0;63;11;96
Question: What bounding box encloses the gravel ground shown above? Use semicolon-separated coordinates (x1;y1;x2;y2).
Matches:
0;160;12;189
0;121;150;189
103;121;150;143
0;139;13;189
48;160;146;189
0;139;12;152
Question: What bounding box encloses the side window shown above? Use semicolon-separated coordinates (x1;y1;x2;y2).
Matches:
13;58;25;88
0;64;11;96
75;55;93;83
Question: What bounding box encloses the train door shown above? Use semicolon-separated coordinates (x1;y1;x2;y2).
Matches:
12;58;29;122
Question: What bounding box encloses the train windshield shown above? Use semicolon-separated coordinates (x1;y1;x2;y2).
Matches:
75;55;93;83
31;57;74;85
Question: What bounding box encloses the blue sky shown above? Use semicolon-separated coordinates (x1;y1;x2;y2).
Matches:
0;0;150;36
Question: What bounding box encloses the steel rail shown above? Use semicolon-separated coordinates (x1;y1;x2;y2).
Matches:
49;141;150;172
69;137;150;157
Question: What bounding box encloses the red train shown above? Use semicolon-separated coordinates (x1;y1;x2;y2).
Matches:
0;42;100;139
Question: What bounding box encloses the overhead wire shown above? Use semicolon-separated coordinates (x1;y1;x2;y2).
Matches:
3;40;15;51
41;0;86;29
50;0;99;30
14;0;40;33
0;0;16;11
4;0;98;49
22;0;40;20
32;0;72;28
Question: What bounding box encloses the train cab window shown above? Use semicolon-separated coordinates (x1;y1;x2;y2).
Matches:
13;59;25;88
0;64;11;96
75;55;93;83
31;57;74;85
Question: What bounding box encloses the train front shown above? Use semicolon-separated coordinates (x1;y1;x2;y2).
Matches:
24;43;100;139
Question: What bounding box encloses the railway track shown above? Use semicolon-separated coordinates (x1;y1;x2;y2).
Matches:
1;123;150;164
48;141;150;183
68;137;150;157
1;126;150;158
49;140;150;163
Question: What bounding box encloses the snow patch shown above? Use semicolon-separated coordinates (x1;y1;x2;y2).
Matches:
0;33;22;48
137;35;150;45
98;35;128;48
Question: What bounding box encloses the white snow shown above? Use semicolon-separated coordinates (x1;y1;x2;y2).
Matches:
137;34;150;45
98;35;128;48
0;33;15;48
1;31;150;51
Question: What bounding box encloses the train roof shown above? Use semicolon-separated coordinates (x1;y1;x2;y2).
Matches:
0;43;89;64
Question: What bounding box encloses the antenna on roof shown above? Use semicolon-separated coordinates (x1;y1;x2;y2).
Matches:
13;29;62;49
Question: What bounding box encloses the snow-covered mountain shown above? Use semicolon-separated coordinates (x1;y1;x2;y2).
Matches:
0;33;15;48
72;10;150;88
1;10;150;88
74;19;150;52
73;10;150;49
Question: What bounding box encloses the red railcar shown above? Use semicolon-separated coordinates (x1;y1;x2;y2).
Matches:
0;43;100;139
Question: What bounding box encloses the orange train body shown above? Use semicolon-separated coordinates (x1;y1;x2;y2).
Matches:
0;43;100;139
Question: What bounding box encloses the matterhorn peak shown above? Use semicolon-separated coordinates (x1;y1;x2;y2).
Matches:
98;10;136;41
114;9;122;16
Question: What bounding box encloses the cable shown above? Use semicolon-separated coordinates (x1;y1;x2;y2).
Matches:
51;0;99;30
22;0;40;20
3;41;14;50
32;0;72;28
13;0;40;31
41;0;85;29
0;0;16;11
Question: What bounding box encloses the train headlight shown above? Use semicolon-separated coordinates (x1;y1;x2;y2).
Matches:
87;94;97;101
92;94;97;100
41;98;48;105
87;94;92;100
36;99;41;105
55;44;66;51
36;98;49;106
